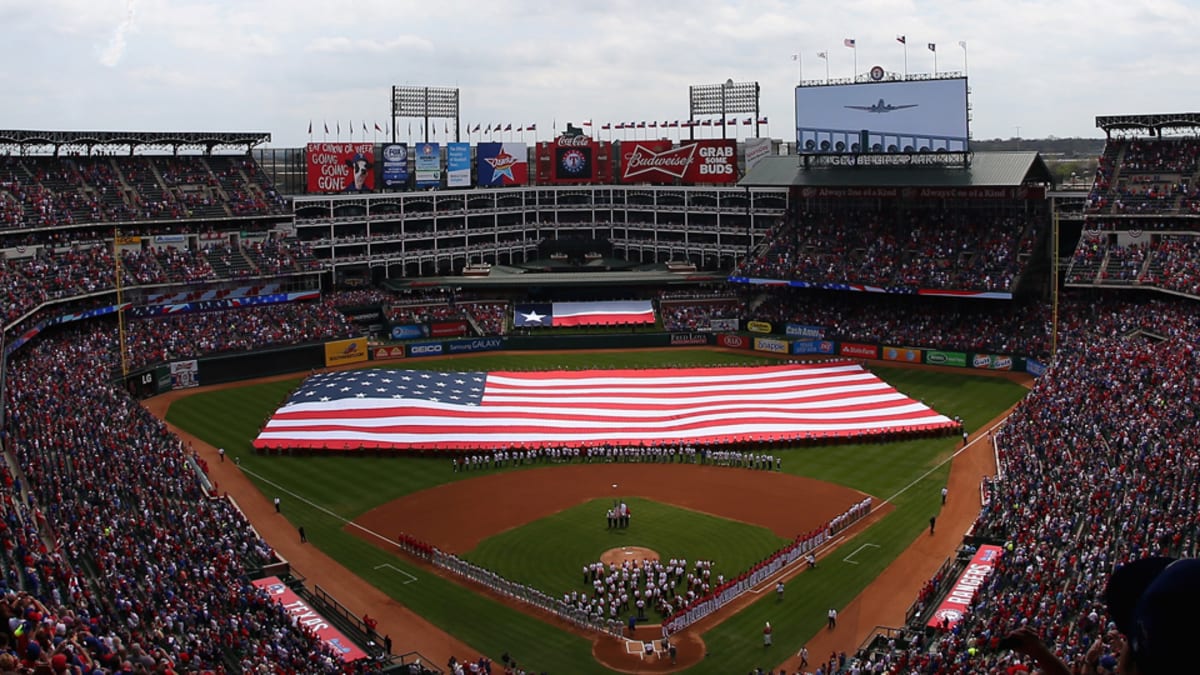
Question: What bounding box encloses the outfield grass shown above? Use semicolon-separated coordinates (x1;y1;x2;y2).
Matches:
463;497;789;604
164;350;1029;674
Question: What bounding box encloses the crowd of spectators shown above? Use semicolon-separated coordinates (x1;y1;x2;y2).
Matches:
871;300;1200;673
119;300;357;371
660;296;744;331
1067;232;1200;297
0;154;287;230
1;326;382;672
1087;137;1200;214
733;208;1044;293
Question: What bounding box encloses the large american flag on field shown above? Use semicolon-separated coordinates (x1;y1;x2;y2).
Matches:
252;362;956;451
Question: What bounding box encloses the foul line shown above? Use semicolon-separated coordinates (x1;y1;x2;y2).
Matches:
842;543;880;565
879;415;1011;507
374;563;418;584
238;465;402;551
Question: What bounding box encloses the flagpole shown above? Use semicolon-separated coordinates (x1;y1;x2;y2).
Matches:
902;41;908;78
960;41;968;76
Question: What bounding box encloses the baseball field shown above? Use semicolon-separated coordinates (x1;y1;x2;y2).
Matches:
157;348;1029;673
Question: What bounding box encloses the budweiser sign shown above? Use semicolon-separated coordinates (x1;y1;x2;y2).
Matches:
623;142;697;181
621;140;737;184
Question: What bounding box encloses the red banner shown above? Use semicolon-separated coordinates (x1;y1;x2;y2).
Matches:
717;333;751;349
536;137;612;184
307;143;375;193
926;545;1003;629
373;346;405;361
679;140;738;183
252;576;369;663
619;140;676;183
839;342;879;359
429;321;468;337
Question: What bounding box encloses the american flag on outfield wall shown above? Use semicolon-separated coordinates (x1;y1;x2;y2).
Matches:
251;363;957;451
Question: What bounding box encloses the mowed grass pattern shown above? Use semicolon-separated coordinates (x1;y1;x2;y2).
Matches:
164;349;1030;674
463;497;789;600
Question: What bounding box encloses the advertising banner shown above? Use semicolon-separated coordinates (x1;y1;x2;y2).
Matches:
791;339;836;355
882;346;922;363
1025;359;1047;377
446;142;471;188
414;142;441;188
169;360;198;389
754;337;788;354
407;342;444;357
670;333;710;346
785;324;827;339
925;545;1003;629
972;354;1014;371
744;137;772;171
446;337;503;354
429;321;468;337
324;338;368;367
546;137;597;183
476;142;529;186
619;140;674;183
306;143;375;193
620;140;737;184
839;342;879;359
717;333;751;349
678;139;738;183
252;577;369;663
390;324;427;340
746;320;773;334
924;350;968;368
381;143;409;188
373;346;406;361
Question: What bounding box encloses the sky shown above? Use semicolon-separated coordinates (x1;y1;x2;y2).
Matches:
2;0;1199;149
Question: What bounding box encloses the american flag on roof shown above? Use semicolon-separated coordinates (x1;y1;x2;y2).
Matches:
251;363;958;451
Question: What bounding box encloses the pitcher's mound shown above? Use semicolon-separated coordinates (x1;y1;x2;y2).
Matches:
600;546;659;566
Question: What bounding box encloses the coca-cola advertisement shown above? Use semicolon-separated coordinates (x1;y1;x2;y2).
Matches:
619;139;737;184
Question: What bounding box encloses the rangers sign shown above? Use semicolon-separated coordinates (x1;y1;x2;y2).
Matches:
620;140;737;184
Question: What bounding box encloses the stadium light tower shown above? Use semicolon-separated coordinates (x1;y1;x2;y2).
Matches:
688;79;760;140
391;86;461;143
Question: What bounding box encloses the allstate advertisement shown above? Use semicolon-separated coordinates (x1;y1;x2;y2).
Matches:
414;142;441;188
477;142;528;186
390;324;427;340
447;142;472;188
791;339;836;355
381;143;409;187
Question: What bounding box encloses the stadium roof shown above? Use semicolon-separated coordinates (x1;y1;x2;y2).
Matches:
0;130;272;153
739;151;1053;188
1095;113;1200;136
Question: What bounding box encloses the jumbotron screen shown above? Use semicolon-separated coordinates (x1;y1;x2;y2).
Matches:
795;77;968;154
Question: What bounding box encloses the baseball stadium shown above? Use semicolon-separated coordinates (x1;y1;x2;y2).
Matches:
1;65;1199;675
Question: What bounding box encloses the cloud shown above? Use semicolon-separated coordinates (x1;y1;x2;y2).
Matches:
306;35;433;55
99;0;137;67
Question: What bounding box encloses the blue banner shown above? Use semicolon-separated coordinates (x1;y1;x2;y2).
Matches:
414;142;441;189
407;342;444;357
446;337;503;353
791;339;836;355
446;143;471;188
381;143;409;188
1025;359;1046;377
390;324;428;340
785;324;827;339
476;142;529;186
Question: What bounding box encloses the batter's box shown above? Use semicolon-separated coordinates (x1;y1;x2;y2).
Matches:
374;563;418;584
842;543;880;565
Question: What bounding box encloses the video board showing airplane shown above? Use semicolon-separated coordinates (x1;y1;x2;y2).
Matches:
795;78;969;154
